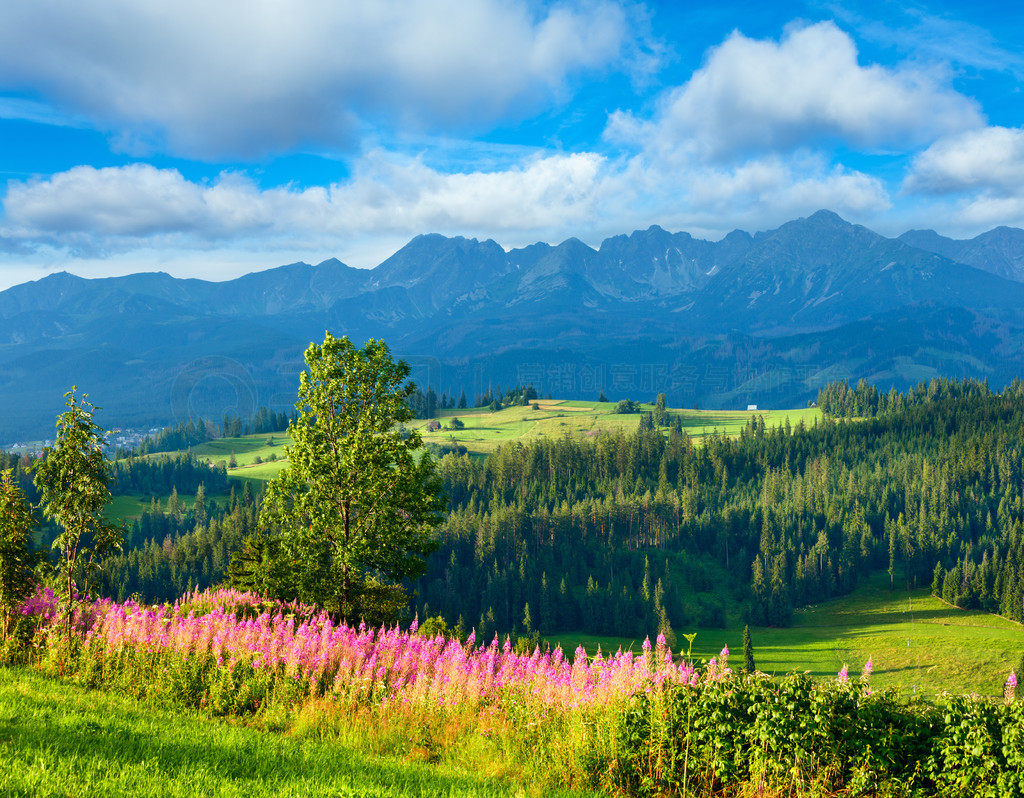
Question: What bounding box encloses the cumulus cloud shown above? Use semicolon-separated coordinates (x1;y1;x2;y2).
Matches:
607;21;983;162
2;143;898;265
686;156;888;215
6;165;207;237
0;0;648;159
900;127;1024;230
615;151;890;237
2;154;611;254
905;127;1024;195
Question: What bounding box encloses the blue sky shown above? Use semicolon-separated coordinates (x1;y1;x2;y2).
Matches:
1;0;1023;289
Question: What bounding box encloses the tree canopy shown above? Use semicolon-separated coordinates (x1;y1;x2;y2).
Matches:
33;387;123;633
0;469;38;641
255;333;445;623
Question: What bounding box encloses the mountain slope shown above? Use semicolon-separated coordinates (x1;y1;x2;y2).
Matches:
4;210;1024;442
899;227;1024;282
702;210;1024;333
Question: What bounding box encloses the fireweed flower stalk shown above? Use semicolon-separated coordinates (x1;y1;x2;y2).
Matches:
27;589;707;714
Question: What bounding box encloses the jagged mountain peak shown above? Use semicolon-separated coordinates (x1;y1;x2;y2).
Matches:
899;225;1024;281
5;211;1024;440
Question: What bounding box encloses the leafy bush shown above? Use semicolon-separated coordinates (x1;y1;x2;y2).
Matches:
611;671;939;796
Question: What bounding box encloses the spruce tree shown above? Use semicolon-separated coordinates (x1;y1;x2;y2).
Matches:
0;470;38;642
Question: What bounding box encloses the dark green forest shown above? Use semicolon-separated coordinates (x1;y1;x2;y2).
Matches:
12;377;1024;641
412;378;1024;640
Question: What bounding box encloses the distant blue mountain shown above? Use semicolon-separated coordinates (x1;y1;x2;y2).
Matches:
3;210;1024;442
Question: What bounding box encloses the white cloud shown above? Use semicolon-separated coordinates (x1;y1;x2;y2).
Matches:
905;127;1024;195
0;0;648;159
5;165;206;237
955;195;1024;228
900;127;1024;231
687;155;888;215
617;151;891;237
2;154;611;254
2;143;898;270
608;21;983;162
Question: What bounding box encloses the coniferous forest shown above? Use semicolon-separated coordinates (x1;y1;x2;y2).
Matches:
413;377;1024;640
17;376;1018;645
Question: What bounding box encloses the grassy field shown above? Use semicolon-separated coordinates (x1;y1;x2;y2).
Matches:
124;403;819;490
549;572;1024;698
412;400;820;456
189;434;292;468
0;667;599;798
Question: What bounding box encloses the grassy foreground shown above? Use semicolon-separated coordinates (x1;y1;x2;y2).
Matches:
0;667;597;798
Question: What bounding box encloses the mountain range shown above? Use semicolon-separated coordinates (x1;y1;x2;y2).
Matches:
4;209;1024;443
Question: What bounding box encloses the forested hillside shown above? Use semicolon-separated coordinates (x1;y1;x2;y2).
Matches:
412;378;1024;640
21;377;1024;643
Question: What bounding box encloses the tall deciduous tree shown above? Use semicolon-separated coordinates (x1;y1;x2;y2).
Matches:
0;469;38;642
259;333;445;623
33;388;123;634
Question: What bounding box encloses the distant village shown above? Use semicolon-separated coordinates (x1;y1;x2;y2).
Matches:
3;427;162;456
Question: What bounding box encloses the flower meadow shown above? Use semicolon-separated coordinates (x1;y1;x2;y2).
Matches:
11;588;1024;797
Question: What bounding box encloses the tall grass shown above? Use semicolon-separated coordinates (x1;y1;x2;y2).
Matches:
0;667;598;798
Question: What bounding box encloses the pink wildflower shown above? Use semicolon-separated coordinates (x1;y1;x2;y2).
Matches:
838;665;849;683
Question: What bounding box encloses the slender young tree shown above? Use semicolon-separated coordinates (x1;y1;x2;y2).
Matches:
0;470;38;642
258;333;446;623
33;387;123;635
743;624;756;674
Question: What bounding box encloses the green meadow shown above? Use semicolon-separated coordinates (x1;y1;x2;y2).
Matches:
127;402;820;488
550;572;1024;698
104;491;211;523
189;434;291;468
0;667;598;798
412;400;820;456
